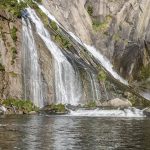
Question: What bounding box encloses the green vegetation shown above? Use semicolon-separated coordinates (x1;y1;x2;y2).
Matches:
98;70;107;82
128;94;150;107
140;64;150;80
50;21;58;31
2;98;38;113
47;104;66;113
112;33;121;42
10;27;17;42
87;5;93;16
84;101;97;108
54;34;72;49
11;47;17;65
92;15;112;32
35;8;49;26
9;71;18;77
0;0;27;18
0;63;5;72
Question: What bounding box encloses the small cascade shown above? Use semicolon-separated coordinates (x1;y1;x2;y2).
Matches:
69;108;145;118
27;8;82;105
37;5;128;86
86;72;101;101
22;18;44;108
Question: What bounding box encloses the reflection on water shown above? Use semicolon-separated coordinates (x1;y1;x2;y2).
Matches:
0;115;150;150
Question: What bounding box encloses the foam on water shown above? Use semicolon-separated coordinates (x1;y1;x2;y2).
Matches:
68;108;145;118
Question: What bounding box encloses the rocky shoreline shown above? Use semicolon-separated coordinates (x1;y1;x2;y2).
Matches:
0;98;150;117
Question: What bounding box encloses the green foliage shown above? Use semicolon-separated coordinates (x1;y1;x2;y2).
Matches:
10;27;17;42
98;70;107;82
50;21;58;31
48;104;66;113
87;5;93;16
112;33;121;42
128;94;150;107
0;63;5;72
0;0;27;18
92;15;112;32
84;101;97;108
54;34;72;49
34;7;49;26
2;98;38;113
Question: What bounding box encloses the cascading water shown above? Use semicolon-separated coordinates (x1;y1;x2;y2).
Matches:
22;18;44;108
68;108;145;118
86;72;101;101
27;8;82;105
38;5;128;86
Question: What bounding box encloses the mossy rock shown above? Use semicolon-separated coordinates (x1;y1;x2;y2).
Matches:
10;27;17;42
84;101;97;108
2;98;39;114
50;21;58;31
43;104;68;114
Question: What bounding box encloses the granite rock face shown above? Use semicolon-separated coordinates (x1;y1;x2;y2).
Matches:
0;10;22;99
43;0;150;81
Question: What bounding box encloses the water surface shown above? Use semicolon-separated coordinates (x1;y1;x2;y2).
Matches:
0;115;150;150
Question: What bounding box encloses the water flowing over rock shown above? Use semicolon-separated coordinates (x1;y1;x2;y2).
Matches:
27;8;83;105
22;18;44;108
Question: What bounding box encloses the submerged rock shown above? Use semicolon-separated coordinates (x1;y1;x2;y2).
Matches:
102;98;132;108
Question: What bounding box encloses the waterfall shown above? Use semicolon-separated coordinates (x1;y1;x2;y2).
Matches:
38;5;128;86
27;8;82;105
87;72;101;101
22;18;44;108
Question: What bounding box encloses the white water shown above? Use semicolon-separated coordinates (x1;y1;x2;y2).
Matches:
69;108;145;118
22;18;44;108
38;5;128;86
27;8;82;105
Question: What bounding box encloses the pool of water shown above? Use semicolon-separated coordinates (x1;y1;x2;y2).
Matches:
0;115;150;150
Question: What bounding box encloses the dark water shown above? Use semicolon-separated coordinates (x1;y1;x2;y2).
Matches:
0;115;150;150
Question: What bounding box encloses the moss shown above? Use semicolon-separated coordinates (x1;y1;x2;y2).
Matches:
0;63;5;72
87;5;93;16
2;98;38;113
9;71;17;77
48;104;66;113
84;101;97;108
112;33;121;42
140;64;150;80
11;47;17;65
92;15;112;32
35;7;49;26
98;70;107;82
0;0;27;18
10;27;17;42
128;93;150;107
50;21;58;31
54;34;72;49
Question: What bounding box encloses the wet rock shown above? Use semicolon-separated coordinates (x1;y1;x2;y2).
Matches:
143;108;150;117
0;105;7;114
102;98;132;108
29;111;37;115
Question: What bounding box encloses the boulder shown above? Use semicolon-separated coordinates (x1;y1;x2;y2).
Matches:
29;111;37;115
102;98;132;108
0;105;7;113
143;108;150;117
